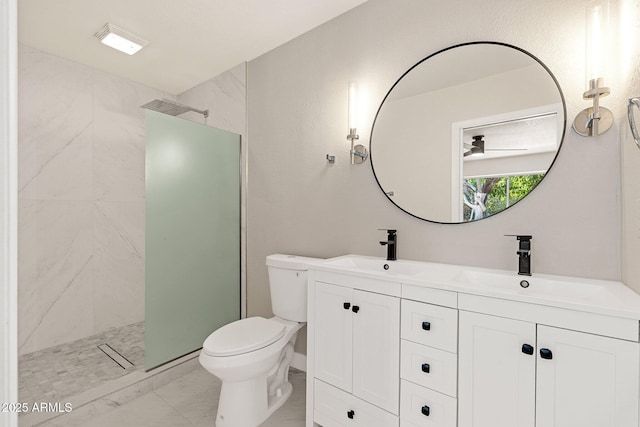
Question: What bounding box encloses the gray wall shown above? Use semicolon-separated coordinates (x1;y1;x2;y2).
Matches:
247;0;638;353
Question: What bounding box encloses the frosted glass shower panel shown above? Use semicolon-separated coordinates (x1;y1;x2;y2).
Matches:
145;110;240;370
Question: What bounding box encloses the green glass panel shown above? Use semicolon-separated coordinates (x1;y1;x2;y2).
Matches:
145;110;240;370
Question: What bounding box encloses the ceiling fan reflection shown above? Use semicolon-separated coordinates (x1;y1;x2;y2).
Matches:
463;135;528;157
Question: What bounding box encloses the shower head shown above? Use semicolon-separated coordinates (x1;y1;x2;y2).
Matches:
141;98;209;118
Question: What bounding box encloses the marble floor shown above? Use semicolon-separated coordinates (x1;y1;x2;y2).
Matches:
36;366;306;427
19;322;145;405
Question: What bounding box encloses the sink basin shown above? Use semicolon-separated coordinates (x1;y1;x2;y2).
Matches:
322;256;425;275
321;255;459;281
321;255;605;302
455;270;604;300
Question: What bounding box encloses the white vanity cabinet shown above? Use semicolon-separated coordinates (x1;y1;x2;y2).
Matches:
312;279;400;426
458;310;640;427
306;256;640;427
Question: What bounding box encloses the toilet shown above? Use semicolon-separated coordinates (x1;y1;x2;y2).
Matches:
199;254;320;427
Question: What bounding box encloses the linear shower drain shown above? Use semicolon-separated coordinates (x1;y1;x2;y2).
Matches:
97;343;135;369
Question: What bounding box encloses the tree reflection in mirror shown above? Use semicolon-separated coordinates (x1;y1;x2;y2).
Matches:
463;175;544;221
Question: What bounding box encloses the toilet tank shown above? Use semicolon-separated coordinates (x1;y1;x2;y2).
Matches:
266;254;321;322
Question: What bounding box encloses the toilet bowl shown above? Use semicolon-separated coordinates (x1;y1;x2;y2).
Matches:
199;316;303;427
199;254;320;427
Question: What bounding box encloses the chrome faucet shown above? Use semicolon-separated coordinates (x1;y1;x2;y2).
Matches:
507;235;532;276
379;229;397;261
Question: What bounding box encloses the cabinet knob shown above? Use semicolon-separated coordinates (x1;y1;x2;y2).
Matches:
421;405;430;416
521;344;534;355
347;410;355;419
352;305;360;313
343;302;351;310
421;363;430;373
540;348;553;359
422;321;431;331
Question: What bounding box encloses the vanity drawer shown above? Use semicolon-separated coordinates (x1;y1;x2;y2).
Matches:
401;300;458;353
400;380;457;427
314;379;399;427
400;380;458;427
400;340;457;398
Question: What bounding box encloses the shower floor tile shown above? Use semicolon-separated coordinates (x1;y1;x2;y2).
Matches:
19;322;145;406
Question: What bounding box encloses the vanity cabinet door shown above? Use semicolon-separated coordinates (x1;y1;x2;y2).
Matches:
535;325;640;427
314;282;354;393
313;281;400;418
352;289;400;415
458;311;536;427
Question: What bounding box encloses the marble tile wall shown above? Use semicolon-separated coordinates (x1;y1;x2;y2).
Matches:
177;62;246;136
18;45;248;355
17;45;167;355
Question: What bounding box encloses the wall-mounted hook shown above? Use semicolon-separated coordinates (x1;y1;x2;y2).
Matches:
326;154;336;164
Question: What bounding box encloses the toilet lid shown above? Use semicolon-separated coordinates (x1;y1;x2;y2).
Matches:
202;317;285;357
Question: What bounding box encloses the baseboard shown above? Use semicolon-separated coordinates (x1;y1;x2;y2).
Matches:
291;352;307;372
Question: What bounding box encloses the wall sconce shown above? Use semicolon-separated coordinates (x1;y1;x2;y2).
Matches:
573;0;614;137
347;81;368;164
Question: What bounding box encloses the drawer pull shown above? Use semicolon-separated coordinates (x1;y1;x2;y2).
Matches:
343;302;351;310
421;363;430;373
521;344;534;355
422;321;431;331
540;348;553;359
352;305;360;313
347;410;355;419
421;405;430;416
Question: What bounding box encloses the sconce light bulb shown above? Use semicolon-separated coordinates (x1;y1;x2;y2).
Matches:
585;0;609;86
348;81;359;130
573;0;613;137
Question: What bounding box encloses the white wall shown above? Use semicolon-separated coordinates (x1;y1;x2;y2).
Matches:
248;0;635;353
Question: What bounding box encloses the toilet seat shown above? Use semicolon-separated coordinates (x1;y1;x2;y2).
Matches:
203;317;285;357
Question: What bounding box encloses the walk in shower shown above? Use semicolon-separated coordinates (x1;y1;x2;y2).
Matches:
144;107;240;370
18;99;241;425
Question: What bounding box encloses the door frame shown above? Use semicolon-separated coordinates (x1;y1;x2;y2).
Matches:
1;0;19;425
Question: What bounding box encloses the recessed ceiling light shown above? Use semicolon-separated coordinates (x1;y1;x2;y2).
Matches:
94;23;148;55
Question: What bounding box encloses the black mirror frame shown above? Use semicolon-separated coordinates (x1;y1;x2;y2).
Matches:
369;41;567;224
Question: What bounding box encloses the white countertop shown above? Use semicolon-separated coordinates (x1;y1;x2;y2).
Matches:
308;254;640;320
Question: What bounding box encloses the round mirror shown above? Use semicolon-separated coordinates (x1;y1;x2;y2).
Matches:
370;42;566;223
